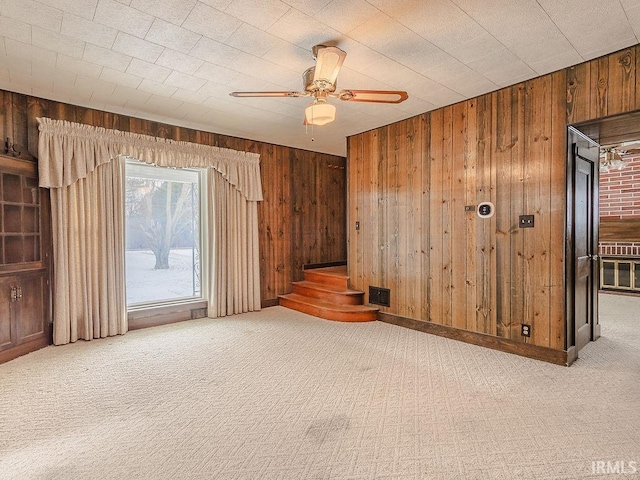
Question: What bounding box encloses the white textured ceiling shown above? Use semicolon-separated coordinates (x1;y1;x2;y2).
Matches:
1;0;639;156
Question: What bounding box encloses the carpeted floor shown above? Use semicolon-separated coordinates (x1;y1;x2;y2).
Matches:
0;293;639;479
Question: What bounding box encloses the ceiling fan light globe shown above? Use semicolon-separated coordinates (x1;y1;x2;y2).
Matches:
305;102;336;126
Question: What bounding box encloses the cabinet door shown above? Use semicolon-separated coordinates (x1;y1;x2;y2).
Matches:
0;276;15;351
15;271;46;345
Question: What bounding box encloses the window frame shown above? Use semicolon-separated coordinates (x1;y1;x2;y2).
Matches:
124;160;208;311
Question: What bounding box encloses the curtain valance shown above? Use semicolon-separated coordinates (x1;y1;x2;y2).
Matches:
37;117;263;201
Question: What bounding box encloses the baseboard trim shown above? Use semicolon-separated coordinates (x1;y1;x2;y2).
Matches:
378;312;568;366
566;346;578;366
0;336;49;365
261;299;279;308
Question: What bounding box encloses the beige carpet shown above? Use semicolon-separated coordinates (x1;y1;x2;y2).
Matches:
1;293;639;480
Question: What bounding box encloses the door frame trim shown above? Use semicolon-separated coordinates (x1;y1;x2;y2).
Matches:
565;126;600;355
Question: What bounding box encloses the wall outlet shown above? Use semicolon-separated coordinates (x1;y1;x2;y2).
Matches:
521;324;531;337
519;215;534;228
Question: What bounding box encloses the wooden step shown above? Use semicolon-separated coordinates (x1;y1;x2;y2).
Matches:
278;293;378;322
303;265;349;288
291;280;364;305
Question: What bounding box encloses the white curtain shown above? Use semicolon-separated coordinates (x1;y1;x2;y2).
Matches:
208;170;261;316
37;118;263;345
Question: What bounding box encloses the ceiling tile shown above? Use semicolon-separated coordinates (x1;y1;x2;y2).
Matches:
529;49;583;76
189;37;241;66
111;84;151;103
392;0;487;50
280;0;333;16
0;53;32;76
4;39;57;67
182;3;242;43
625;5;640;39
314;0;380;34
144;93;183;111
1;0;62;32
113;32;164;63
61;13;118;49
425;58;497;97
32;62;77;84
83;44;132;71
225;23;284;57
130;0;198;26
225;0;291;30
145;18;202;54
193;62;239;84
171;88;211;105
31;27;85;59
100;67;143;88
37;0;98;18
94;0;154;38
227;52;300;89
199;0;233;9
57;54;104;78
75;73;117;95
444;33;505;66
198;80;234;99
261;43;315;74
137;78;178;97
126;58;171;82
8;71;53;92
0;16;31;44
163;71;207;92
538;0;635;59
156;49;204;75
267;9;341;48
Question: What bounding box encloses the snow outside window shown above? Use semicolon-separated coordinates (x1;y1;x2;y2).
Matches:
125;161;204;306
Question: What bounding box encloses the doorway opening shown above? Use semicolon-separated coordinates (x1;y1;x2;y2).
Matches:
570;110;640;361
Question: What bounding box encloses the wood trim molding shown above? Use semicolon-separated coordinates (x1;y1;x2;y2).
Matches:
128;300;208;331
378;312;569;366
0;336;49;365
261;299;279;308
303;260;347;270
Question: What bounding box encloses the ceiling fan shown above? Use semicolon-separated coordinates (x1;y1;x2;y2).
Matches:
229;44;408;126
599;141;640;172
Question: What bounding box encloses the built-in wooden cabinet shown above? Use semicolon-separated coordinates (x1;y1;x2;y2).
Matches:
0;154;50;363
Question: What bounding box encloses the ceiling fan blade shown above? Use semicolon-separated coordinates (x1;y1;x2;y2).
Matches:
313;45;346;86
229;91;306;98
336;90;408;104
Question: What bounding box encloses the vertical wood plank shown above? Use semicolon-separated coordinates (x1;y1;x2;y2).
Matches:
494;87;513;339
510;83;526;341
420;114;431;322
607;48;635;116
405;116;422;320
451;101;467;330
566;63;591;124
476;94;492;334
590;57;609;119
394;120;407;317
429;109;444;325
465;100;478;333
441;106;453;326
550;70;568;351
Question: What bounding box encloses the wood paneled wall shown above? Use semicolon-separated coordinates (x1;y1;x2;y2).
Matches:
349;45;640;352
0;90;346;306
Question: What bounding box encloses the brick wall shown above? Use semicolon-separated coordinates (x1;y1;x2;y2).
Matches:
599;155;640;219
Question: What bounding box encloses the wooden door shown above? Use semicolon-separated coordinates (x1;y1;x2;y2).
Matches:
567;127;600;354
0;276;15;351
15;271;46;345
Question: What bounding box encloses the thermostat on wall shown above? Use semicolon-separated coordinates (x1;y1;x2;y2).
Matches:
477;201;495;219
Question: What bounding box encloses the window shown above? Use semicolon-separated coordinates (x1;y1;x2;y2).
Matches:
125;161;204;306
